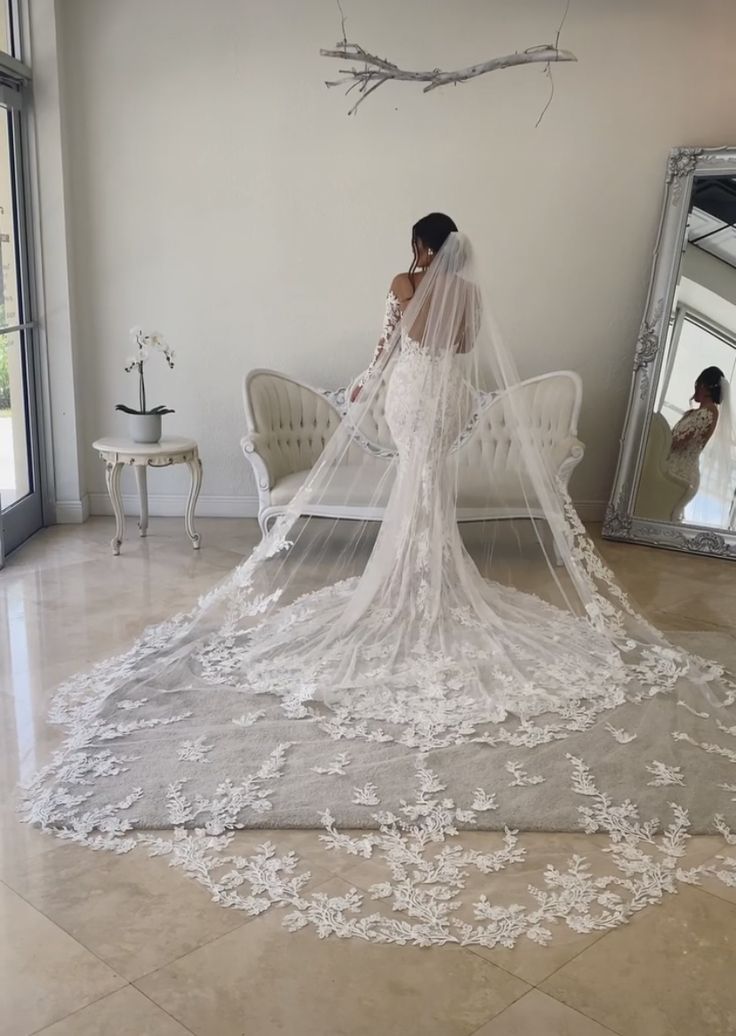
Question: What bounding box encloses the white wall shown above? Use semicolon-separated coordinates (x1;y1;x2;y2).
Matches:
46;0;736;517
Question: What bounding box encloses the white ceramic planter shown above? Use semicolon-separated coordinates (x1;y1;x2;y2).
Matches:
129;413;162;444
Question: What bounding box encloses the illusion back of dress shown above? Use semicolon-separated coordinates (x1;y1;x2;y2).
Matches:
664;407;717;486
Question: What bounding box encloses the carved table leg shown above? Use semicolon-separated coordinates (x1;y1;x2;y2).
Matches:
134;464;149;537
185;456;203;549
105;461;125;555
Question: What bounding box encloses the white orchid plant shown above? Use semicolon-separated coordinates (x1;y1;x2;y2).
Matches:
116;327;175;416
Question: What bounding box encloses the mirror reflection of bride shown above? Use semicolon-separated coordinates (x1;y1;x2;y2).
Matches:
664;366;723;520
663;366;735;525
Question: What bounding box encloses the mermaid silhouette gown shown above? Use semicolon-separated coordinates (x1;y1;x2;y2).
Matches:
196;290;638;740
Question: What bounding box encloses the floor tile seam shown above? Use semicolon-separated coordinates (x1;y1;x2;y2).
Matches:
1;874;132;978
2;864;255;987
26;983;138;1036
128;871;344;988
467;984;627;1036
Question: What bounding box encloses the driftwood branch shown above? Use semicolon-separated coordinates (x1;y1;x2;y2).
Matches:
321;42;577;114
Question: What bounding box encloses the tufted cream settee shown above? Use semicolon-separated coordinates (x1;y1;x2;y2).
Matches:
241;368;585;549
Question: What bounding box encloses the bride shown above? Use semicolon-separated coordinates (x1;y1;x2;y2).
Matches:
21;214;736;949
196;213;728;733
664;366;734;525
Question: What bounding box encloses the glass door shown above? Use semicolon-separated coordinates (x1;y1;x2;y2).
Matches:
0;11;40;560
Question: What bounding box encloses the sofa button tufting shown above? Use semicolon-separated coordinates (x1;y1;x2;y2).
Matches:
244;371;583;545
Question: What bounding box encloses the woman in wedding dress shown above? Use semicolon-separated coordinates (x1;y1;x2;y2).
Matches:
21;217;736;949
197;215;724;732
664;366;723;521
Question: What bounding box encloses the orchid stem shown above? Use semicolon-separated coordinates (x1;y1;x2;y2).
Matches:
137;333;147;413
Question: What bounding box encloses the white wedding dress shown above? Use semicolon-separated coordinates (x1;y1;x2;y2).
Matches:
20;234;736;950
664;397;736;527
665;407;717;488
198;295;631;740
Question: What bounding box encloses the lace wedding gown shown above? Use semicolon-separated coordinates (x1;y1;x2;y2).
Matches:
198;293;634;736
664;407;717;489
21;235;736;950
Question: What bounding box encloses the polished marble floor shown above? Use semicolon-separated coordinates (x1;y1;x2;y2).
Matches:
1;518;736;1036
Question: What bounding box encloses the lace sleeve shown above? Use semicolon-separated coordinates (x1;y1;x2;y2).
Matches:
353;290;402;393
671;408;716;447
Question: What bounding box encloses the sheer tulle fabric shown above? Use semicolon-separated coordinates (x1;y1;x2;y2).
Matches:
686;378;736;528
19;232;736;950
190;233;732;726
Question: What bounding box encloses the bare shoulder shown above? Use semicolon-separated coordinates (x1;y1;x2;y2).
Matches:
389;272;414;302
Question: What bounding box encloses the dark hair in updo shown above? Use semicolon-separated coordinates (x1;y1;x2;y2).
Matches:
408;212;458;294
696;366;725;404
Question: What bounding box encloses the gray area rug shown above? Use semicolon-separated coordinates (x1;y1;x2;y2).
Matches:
28;631;736;837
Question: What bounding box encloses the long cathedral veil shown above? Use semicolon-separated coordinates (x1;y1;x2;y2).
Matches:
164;231;731;712
688;377;736;528
21;232;736;949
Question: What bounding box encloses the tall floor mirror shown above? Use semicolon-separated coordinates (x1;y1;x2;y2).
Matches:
605;146;736;559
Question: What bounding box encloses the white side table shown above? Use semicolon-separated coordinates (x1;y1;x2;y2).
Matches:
93;436;203;555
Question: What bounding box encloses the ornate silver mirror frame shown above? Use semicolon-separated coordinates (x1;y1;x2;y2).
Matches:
603;146;736;559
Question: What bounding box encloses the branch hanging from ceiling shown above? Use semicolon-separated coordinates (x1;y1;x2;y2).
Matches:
320;41;577;116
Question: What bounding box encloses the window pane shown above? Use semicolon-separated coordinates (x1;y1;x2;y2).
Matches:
662;318;736;419
0;330;31;508
0;109;18;330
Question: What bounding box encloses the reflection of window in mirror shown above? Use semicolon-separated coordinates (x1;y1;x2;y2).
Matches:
640;176;736;529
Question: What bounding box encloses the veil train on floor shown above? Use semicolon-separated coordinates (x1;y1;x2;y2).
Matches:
20;232;736;949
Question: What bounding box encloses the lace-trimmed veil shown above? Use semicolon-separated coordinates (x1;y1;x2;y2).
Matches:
185;233;732;713
22;231;736;951
689;376;736;528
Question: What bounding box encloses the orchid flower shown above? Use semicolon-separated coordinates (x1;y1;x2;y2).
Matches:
116;326;176;416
